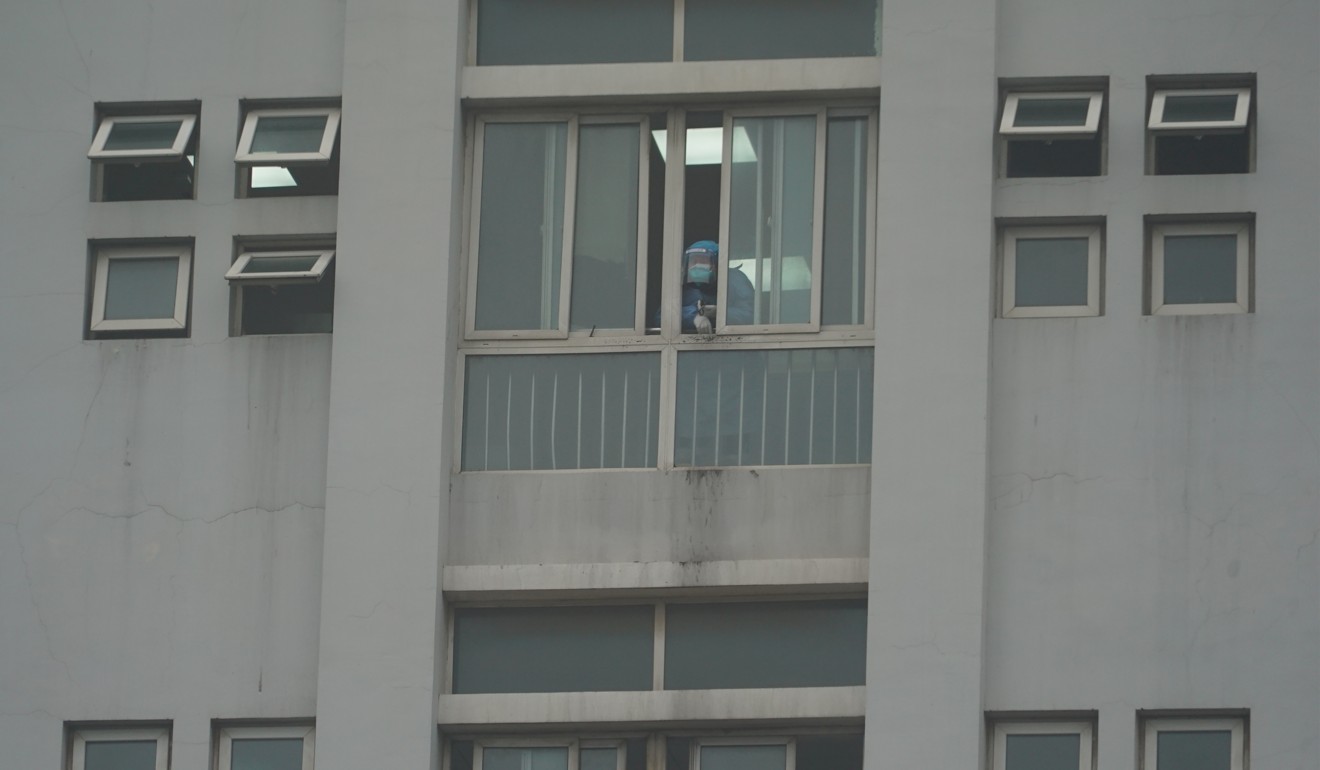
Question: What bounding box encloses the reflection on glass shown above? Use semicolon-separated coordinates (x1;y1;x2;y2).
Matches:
1004;734;1081;770
104;258;179;320
84;741;157;770
580;748;619;770
1156;731;1232;770
475;122;567;331
571;123;640;331
699;745;787;770
104;121;183;151
821;117;867;325
250;116;329;154
231;738;304;770
1015;237;1090;307
1014;98;1091;127
1163;234;1237;304
1162;95;1240;124
477;0;672;65
241;256;323;274
685;0;878;61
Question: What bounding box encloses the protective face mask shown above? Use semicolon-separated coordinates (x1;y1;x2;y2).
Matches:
684;249;715;285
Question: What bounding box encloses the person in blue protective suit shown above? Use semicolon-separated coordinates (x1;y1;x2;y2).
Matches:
673;240;755;333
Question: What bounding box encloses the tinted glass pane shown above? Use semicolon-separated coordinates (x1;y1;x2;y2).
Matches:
484;748;569;770
102;158;195;201
231;738;303;770
242;256;323;274
571;124;640;331
686;0;878;61
452;605;653;693
1014;237;1090;307
1013;98;1091;128
664;599;867;689
250;116;329;154
1162;94;1240;123
1004;734;1081;770
822;117;867;326
727;115;816;326
462;353;660;470
104;121;183;151
475;122;567;331
1156;730;1232;770
674;348;873;467
699;745;786;770
581;748;619;770
240;265;335;335
477;0;672;65
84;741;157;770
103;257;179;320
797;736;864;770
1162;234;1238;305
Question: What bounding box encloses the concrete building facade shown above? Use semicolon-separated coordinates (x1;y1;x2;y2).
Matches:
0;1;1315;769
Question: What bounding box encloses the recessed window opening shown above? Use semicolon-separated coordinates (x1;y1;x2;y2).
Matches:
90;108;199;201
1000;90;1104;178
228;242;336;335
236;105;341;197
990;719;1094;770
1000;223;1102;318
1141;715;1245;770
1148;84;1252;175
1148;220;1251;315
87;242;193;338
69;725;170;770
217;724;315;770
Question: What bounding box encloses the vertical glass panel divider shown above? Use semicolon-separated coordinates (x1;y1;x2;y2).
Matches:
809;110;828;332
557;118;580;334
652;602;667;691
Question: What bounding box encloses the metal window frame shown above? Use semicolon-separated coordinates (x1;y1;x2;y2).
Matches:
89;114;197;160
1141;717;1244;770
89;244;192;332
990;720;1093;770
1149;221;1250;316
71;727;170;770
1000;224;1102;318
1148;87;1251;132
217;724;316;770
235;107;342;164
999;92;1104;136
226;249;336;284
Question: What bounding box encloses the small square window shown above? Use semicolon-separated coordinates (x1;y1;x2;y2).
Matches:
1000;224;1102;317
1000;89;1104;178
990;720;1094;770
89;106;199;201
88;243;192;336
217;724;315;770
235;105;341;197
1142;716;1245;770
1148;83;1252;175
71;726;170;770
227;243;336;335
1148;220;1251;315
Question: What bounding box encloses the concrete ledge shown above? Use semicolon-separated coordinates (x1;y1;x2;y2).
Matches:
438;687;865;730
442;558;868;600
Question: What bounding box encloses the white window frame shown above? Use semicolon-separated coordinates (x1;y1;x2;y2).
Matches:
1142;716;1244;770
217;724;315;770
465;114;652;340
89;114;197;160
89;244;192;332
1149;221;1250;316
235;107;342;164
474;738;580;770
226;249;336;284
1000;224;1102;318
692;737;795;770
71;726;170;770
1000;91;1104;136
1149;88;1251;132
990;720;1093;770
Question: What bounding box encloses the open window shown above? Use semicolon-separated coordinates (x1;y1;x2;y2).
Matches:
87;242;192;337
235;104;341;197
70;725;170;770
227;241;336;335
999;89;1104;177
1148;83;1253;175
1147;219;1251;315
89;105;199;201
217;724;315;770
1000;223;1102;318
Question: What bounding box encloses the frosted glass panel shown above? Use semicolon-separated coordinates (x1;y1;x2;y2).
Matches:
674;348;872;467
1014;98;1091;127
1156;731;1231;770
664;600;867;689
475;122;567;331
477;0;671;65
1005;734;1081;770
1162;95;1239;123
699;746;786;770
103;258;179;320
821;117;867;325
1015;237;1090;307
452;606;653;693
726;115;816;326
685;0;878;60
231;738;303;770
463;353;660;470
485;748;570;770
580;748;619;770
250;116;328;154
104;121;183;151
1163;234;1237;304
85;741;157;770
571;123;640;331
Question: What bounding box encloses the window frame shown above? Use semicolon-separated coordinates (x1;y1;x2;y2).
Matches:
88;243;193;333
474;738;580;770
465;113;653;341
1148;220;1251;316
235;107;342;164
88;114;198;160
999;91;1103;137
71;726;170;770
225;248;336;284
216;724;316;770
990;719;1094;770
1148;88;1251;132
1000;223;1102;318
1141;716;1244;770
692;737;795;770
